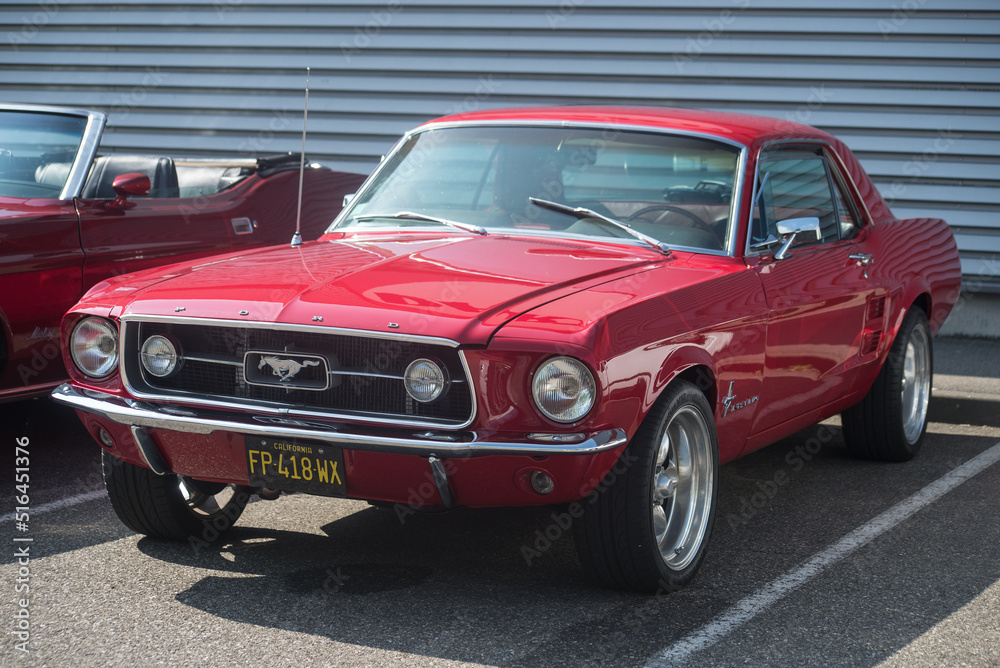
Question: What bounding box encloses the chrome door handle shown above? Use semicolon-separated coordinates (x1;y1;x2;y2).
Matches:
849;253;874;266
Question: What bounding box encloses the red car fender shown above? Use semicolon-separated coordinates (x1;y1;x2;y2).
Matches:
647;343;757;465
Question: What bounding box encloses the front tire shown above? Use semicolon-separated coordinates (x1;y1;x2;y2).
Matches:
575;380;719;593
842;307;932;462
103;451;253;541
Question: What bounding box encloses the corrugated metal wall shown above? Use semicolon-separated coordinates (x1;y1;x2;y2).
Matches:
2;0;998;286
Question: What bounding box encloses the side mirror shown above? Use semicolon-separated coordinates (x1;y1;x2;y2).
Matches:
108;173;151;208
774;217;821;260
342;193;355;208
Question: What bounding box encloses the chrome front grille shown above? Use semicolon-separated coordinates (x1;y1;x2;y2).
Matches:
120;317;475;427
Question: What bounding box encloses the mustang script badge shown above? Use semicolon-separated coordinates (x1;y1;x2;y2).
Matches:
721;381;759;418
244;351;330;391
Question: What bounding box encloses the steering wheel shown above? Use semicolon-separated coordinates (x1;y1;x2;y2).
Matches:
627;204;724;249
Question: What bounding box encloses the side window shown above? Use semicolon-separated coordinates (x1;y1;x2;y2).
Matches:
755;148;840;248
829;167;862;240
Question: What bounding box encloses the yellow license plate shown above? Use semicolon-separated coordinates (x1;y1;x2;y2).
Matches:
244;437;346;497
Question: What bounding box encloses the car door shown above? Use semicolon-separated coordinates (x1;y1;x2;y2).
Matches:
75;155;248;288
0;199;84;395
0;106;101;397
746;144;878;434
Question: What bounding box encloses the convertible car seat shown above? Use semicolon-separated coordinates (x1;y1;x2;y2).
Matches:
34;162;72;188
82;155;179;199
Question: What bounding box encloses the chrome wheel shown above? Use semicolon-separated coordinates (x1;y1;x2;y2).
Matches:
179;477;240;518
900;325;931;444
652;405;714;571
574;379;719;592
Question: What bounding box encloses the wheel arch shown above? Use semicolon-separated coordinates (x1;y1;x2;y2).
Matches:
888;289;932;356
674;364;717;411
648;345;718;418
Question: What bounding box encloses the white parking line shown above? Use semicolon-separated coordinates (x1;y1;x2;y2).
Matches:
2;489;107;523
644;441;1000;667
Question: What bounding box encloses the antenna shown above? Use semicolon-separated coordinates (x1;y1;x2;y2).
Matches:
290;66;310;247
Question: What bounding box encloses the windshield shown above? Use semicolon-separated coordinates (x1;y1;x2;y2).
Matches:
0;110;88;198
333;125;741;253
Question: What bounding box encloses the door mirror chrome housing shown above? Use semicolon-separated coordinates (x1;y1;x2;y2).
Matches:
774;216;821;260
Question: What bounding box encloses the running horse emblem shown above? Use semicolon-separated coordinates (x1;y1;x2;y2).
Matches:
258;356;321;382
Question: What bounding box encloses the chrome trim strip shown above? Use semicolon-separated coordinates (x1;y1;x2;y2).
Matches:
62;110;105;200
52;385;626;457
330;119;748;257
0;380;61;399
727;144;748;255
824;144;875;226
412;118;748;151
119;318;478;430
177;356;467;384
184;355;243;367
121;313;461;347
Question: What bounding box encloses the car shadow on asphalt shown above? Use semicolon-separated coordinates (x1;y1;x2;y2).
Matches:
133;418;1000;667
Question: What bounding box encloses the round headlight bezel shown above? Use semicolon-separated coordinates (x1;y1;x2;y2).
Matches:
531;356;597;424
140;334;182;378
70;317;119;379
403;358;449;403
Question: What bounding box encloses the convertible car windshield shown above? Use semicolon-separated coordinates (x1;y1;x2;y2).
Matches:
335;125;742;252
0;110;88;198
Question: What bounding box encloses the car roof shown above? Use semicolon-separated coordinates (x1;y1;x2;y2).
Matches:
424;105;833;147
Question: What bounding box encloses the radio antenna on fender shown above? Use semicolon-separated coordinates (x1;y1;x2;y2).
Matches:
290;66;310;247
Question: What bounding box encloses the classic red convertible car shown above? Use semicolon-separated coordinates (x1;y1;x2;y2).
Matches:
0;103;365;401
53;106;961;593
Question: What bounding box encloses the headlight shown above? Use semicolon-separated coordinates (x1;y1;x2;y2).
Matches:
404;358;448;403
140;335;181;378
532;356;596;423
70;317;118;378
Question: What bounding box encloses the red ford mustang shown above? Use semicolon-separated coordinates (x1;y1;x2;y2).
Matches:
0;103;365;401
53;106;961;593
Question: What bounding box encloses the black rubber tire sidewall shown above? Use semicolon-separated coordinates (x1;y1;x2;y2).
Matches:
842;307;932;462
103;451;252;542
575;379;719;593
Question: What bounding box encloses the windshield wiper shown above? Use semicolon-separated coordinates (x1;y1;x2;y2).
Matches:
528;197;671;256
353;211;488;236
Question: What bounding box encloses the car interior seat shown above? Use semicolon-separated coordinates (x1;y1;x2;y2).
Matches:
34;162;72;188
81;155;180;199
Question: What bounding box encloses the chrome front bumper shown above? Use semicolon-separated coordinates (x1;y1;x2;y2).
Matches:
52;384;628;457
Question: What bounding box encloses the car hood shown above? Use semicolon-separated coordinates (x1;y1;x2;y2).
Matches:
109;232;664;344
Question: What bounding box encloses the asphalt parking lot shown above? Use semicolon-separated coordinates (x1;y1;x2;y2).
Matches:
1;336;998;667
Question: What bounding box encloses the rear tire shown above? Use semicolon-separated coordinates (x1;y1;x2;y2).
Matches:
574;380;719;593
103;451;253;541
842;307;932;462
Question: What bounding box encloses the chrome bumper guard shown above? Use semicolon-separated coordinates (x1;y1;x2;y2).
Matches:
52;384;628;457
